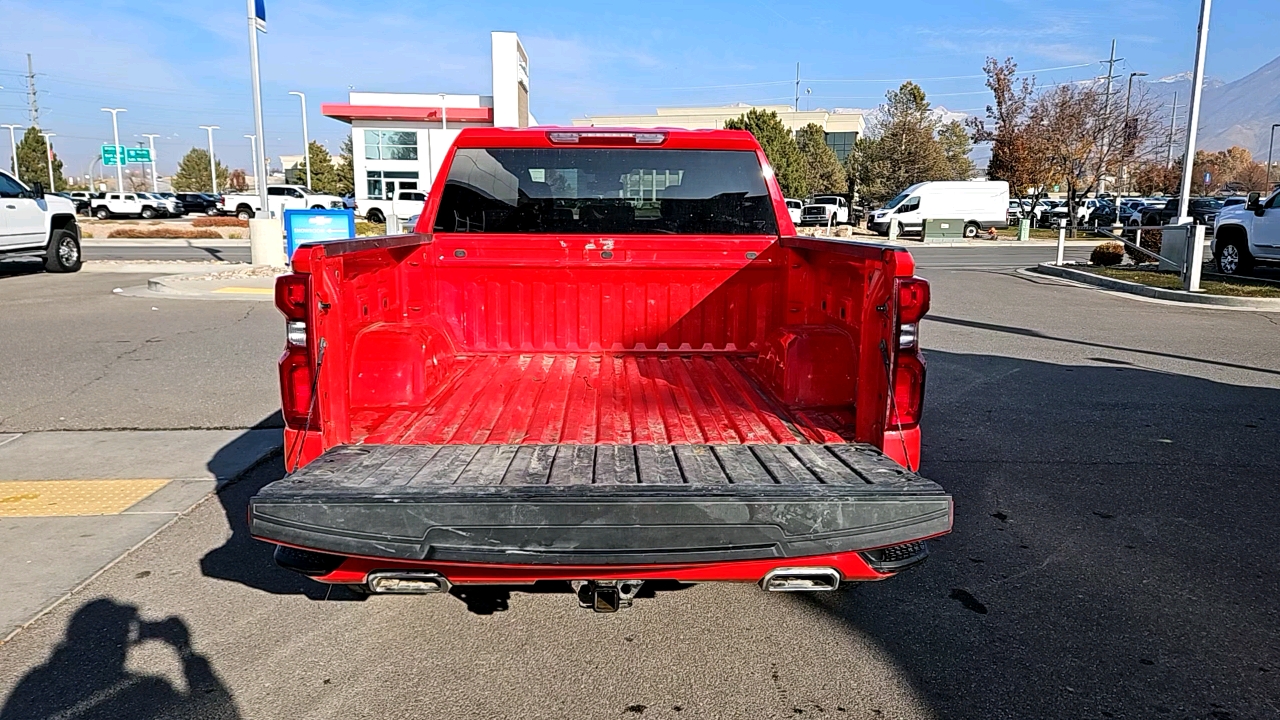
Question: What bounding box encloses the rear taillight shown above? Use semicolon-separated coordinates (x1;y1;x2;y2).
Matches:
890;351;926;427
891;277;930;430
275;274;318;429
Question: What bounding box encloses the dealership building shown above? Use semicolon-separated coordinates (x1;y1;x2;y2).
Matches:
322;31;532;203
572;104;866;161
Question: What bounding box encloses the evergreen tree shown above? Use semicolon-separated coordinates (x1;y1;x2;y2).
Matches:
848;82;951;205
334;134;354;196
306;141;344;195
16;127;68;191
938;120;976;180
171;148;229;193
795;123;847;195
723;109;807;198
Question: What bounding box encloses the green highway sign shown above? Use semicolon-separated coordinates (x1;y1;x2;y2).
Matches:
101;144;126;166
125;147;152;163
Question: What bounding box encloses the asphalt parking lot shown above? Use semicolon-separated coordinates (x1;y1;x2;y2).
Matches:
0;252;1275;719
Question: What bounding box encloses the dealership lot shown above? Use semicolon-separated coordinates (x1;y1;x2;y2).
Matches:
0;251;1274;719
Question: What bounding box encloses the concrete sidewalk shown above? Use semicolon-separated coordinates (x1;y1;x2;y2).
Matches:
0;428;281;641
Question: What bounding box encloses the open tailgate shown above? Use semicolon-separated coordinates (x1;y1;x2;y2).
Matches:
250;443;951;565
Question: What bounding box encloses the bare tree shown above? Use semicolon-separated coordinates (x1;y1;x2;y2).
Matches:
969;58;1049;203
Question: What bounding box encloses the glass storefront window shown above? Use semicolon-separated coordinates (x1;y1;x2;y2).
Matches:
364;130;419;161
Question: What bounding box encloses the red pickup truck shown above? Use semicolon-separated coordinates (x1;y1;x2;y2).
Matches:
251;127;951;612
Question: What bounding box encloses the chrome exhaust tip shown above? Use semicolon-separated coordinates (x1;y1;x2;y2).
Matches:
760;567;841;592
366;571;451;595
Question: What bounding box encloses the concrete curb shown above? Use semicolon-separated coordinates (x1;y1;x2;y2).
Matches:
82;238;251;247
144;267;281;300
1031;263;1280;310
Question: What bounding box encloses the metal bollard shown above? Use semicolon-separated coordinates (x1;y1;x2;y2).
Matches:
1056;219;1066;265
888;217;900;242
1183;224;1206;292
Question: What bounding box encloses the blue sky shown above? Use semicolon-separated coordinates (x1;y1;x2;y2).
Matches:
2;0;1277;176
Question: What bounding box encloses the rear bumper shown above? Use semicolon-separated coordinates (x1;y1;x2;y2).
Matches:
274;542;940;586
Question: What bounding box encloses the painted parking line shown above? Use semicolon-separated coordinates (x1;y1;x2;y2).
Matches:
212;286;274;295
0;479;170;518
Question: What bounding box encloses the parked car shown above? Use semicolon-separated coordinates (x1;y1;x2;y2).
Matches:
139;192;183;217
91;192;167;220
1213;190;1280;275
65;191;94;215
799;195;850;226
869;181;1010;237
175;193;221;216
1139;197;1222;227
251;126;950;608
785;198;803;224
357;190;428;225
218;185;345;220
0;171;82;272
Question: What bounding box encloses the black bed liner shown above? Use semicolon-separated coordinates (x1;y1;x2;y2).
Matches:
250;443;951;565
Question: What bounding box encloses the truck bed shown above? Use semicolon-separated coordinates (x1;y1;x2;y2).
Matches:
250;442;950;565
352;352;857;446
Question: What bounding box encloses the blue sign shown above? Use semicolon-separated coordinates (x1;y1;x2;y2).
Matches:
1204;172;1212;184
253;0;267;30
284;208;356;261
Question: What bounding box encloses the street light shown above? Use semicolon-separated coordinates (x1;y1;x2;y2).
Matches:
288;91;311;190
100;108;127;191
141;133;161;192
438;92;447;131
1266;123;1280;191
38;131;55;190
1113;71;1148;224
244;134;257;191
0;124;19;180
198;125;220;194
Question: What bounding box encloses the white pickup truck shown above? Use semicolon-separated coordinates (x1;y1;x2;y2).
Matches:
0;170;82;272
218;185;345;220
356;190;427;225
1213;189;1280;275
798;195;851;226
91;192;170;220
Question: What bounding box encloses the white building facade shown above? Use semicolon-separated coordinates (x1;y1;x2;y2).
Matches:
321;32;532;203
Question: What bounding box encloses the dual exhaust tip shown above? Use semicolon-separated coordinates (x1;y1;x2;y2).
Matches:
362;567;843;597
759;567;841;592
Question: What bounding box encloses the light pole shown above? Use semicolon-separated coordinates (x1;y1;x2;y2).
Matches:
0;124;19;180
100;108;127;191
246;0;269;221
199;125;220;194
141;133;160;192
244;134;257;191
1176;0;1212;225
438;92;447;131
38;131;55;190
1264;122;1274;192
288;91;311;190
1114;71;1148;223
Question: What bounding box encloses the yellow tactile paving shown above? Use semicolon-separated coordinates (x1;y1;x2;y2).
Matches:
0;479;170;517
212;287;274;295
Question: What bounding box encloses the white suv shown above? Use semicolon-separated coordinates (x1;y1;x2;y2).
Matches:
91;192;168;220
0;170;83;272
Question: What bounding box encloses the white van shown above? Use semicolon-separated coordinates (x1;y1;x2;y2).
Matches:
868;181;1010;238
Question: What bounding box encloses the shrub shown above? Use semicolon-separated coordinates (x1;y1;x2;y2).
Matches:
107;227;222;239
1090;242;1126;266
355;221;385;237
1124;228;1162;266
192;216;248;228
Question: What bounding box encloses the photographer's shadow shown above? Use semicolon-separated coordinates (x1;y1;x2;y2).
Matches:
0;599;241;720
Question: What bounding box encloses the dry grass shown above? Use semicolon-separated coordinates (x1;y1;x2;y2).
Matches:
1081;267;1280;298
191;217;248;228
106;227;223;240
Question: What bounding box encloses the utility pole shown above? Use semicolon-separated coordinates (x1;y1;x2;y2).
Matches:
26;54;39;126
199;125;220;194
1097;40;1124;195
1115;71;1147;212
39;131;55;190
141;134;160;192
288;91;311;190
1266;123;1279;192
1166;92;1183;168
1;124;19;180
794;63;801;113
101;108;126;191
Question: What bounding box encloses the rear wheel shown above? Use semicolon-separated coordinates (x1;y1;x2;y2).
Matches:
963;222;980;239
366;209;385;225
205;206;219;217
44;229;82;273
236;206;254;221
1215;238;1253;276
310;204;325;210
94;206;110;220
